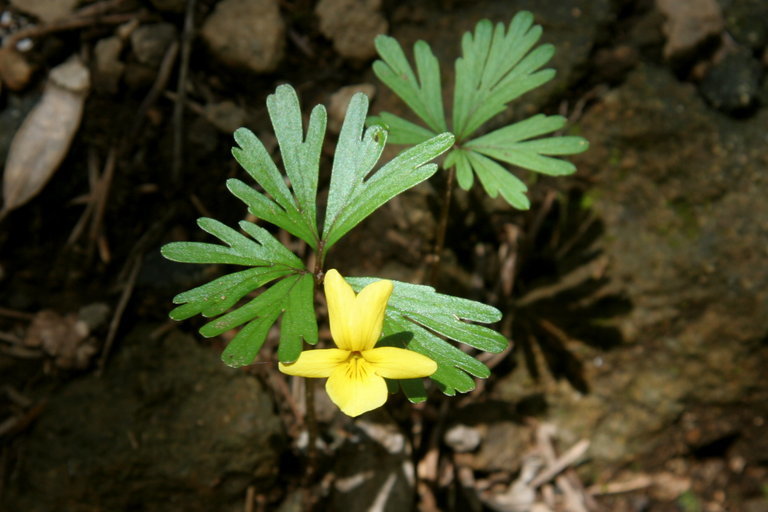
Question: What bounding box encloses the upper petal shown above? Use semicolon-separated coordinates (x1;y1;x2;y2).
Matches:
349;279;393;351
278;348;350;378
363;347;437;379
325;359;388;417
324;269;357;351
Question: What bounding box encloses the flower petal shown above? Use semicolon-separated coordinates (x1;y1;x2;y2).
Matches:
363;347;437;379
278;348;350;378
326;360;388;417
324;269;356;351
349;279;393;351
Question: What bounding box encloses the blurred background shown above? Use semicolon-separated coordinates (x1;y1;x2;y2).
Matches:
0;0;766;510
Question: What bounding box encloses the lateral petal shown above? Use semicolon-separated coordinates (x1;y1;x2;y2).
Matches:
278;348;349;378
324;269;356;351
349;279;393;351
326;362;388;417
364;347;437;379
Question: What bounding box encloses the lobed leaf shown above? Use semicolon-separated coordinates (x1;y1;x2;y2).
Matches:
465;150;530;210
466;114;589;176
322;94;454;249
348;277;507;398
373;35;447;135
207;273;318;368
367;112;436;146
453;12;556;139
231;84;324;248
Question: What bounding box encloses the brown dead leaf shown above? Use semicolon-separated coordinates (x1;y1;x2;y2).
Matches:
1;56;90;221
24;309;99;369
0;47;33;90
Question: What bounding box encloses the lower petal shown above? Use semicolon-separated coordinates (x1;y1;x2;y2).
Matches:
326;363;388;417
278;349;349;378
364;347;437;379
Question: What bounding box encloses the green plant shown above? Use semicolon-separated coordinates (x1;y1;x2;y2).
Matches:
161;84;507;405
372;11;588;209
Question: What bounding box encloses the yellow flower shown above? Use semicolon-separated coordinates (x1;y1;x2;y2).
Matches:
279;269;437;417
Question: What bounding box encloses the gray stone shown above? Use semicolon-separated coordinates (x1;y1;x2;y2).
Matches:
201;0;285;73
316;0;388;60
131;23;178;68
92;36;125;93
330;412;415;512
328;83;376;133
722;0;768;51
656;0;723;62
3;327;285;511
700;47;762;115
515;64;768;466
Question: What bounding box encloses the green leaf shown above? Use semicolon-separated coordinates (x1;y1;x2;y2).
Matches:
373;36;447;134
169;266;294;321
209;273;317;368
453;13;556;139
348;277;507;397
161;218;302;267
444;148;474;190
278;272;318;363
322;93;454;249
231;84;324;248
465;114;589;176
323;93;388;239
466;150;530;210
367;112;436;145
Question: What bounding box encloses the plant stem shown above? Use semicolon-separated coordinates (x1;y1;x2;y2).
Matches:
429;166;455;285
304;378;318;474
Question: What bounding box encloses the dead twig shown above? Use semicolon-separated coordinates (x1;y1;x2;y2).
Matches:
88;147;117;263
4;1;142;49
96;254;142;376
129;39;179;142
172;0;197;182
0;307;34;321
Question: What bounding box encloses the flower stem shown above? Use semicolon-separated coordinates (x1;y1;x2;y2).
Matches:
429;166;455;285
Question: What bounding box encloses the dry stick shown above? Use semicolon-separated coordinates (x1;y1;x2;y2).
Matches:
86;147;117;264
172;0;197;182
67;150;101;245
530;438;590;489
129;40;179;142
4;11;140;49
96;255;142;376
428;165;456;286
0;307;34;320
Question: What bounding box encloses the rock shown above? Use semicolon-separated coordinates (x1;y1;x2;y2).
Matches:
453;421;530;474
329;411;415;511
3;327;285;511
204;100;247;133
201;0;285;73
131;23;178;68
9;0;79;23
24;309;97;369
316;0;388;60
524;64;768;467
0;47;32;90
723;0;768;51
656;0;723;63
328;83;376;133
92;36;125;93
444;423;482;452
699;47;763;115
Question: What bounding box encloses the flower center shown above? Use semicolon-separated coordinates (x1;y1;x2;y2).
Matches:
345;351;370;381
